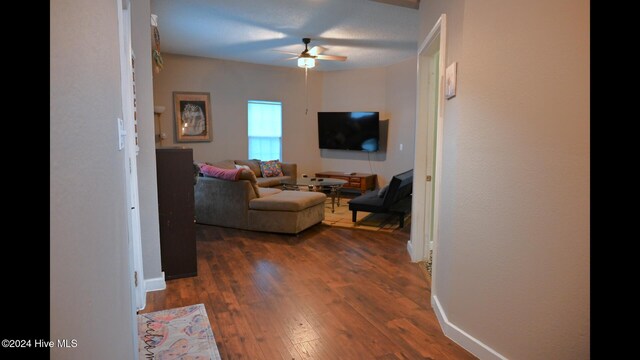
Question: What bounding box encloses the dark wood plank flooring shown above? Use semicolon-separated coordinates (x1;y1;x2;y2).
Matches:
142;224;476;359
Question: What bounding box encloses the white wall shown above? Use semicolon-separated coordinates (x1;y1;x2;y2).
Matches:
321;58;417;185
132;0;163;282
51;0;136;358
153;54;323;176
420;0;590;358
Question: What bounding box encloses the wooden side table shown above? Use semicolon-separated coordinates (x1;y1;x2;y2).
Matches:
315;171;377;194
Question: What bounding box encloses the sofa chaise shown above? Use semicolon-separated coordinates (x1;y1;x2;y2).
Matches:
194;174;326;234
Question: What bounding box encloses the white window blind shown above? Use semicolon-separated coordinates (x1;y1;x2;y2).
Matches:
248;100;282;160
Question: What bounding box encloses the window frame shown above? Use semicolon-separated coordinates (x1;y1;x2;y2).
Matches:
247;100;283;161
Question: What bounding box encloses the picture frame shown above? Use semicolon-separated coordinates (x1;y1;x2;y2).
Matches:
173;92;212;142
445;62;457;100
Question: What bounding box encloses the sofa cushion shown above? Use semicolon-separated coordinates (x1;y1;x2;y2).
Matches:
238;169;261;198
258;187;282;197
235;159;262;177
249;191;326;212
349;191;385;212
259;160;284;177
200;164;242;181
248;203;325;234
383;169;413;207
256;176;291;188
378;184;389;198
206;160;236;169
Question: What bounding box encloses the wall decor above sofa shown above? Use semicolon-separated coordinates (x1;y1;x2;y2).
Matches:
173;91;212;143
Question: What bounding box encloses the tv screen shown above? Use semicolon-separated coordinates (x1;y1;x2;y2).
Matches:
317;112;380;152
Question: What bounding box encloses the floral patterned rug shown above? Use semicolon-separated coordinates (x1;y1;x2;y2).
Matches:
137;304;221;360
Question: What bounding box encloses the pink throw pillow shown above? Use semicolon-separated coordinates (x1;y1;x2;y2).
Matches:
199;164;242;181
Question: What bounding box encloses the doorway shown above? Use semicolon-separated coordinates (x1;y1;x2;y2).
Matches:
409;15;447;290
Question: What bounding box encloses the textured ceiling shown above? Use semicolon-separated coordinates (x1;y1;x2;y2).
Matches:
151;0;419;71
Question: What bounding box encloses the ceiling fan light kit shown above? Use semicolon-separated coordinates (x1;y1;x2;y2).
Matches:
288;38;346;69
298;57;315;68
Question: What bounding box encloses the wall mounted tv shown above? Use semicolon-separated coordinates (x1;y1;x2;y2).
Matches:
317;112;380;152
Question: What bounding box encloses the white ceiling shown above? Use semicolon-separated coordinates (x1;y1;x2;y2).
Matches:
151;0;419;71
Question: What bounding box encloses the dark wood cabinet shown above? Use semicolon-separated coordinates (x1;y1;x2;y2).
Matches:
156;147;197;280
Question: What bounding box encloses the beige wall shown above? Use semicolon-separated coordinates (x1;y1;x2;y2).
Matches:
314;58;417;185
51;0;135;358
153;55;416;186
153;54;323;176
420;0;590;358
320;67;386;183
132;0;163;281
385;58;417;183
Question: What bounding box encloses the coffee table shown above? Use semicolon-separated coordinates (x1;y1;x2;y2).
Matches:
282;177;347;213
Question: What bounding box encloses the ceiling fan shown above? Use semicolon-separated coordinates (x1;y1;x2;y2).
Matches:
279;38;347;68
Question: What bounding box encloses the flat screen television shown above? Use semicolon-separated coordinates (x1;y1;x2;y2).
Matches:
317;112;380;152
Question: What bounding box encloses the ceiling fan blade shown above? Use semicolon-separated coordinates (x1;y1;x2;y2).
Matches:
273;50;301;56
308;46;326;56
284;56;299;60
315;54;347;61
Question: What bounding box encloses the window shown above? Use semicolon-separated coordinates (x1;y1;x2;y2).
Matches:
248;100;282;160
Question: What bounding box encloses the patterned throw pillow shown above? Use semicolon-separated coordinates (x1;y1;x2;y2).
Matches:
259;160;284;177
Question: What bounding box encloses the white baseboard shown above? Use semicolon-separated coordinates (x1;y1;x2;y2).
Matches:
144;272;166;292
407;240;423;262
406;240;415;262
432;295;508;360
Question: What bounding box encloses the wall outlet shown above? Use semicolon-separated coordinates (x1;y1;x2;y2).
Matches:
399;143;403;151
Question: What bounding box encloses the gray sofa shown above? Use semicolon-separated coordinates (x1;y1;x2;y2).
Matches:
202;159;296;188
194;175;326;234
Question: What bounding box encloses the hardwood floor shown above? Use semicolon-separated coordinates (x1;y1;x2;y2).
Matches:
142;223;476;359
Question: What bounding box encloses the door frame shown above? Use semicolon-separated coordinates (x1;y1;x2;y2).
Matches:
117;0;144;358
408;14;447;293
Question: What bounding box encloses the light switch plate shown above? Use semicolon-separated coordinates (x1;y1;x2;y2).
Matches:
118;118;126;150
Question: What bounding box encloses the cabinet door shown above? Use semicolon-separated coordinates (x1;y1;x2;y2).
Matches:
156;148;197;279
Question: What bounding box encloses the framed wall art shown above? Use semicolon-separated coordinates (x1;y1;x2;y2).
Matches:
173;92;212;142
445;62;457;100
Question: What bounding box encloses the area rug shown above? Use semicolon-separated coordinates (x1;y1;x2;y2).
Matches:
321;195;411;232
137;303;221;360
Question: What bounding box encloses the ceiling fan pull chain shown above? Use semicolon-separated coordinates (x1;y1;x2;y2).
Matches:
305;67;309;115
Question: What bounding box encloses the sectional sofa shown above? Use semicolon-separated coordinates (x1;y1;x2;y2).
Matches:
194;159;326;234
